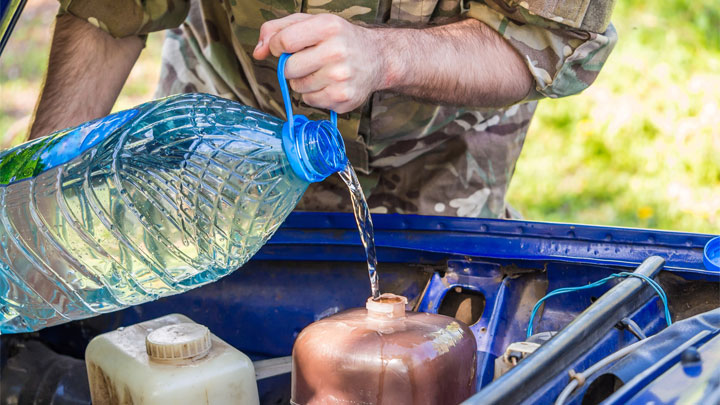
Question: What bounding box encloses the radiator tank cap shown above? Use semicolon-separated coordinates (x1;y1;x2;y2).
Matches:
145;323;212;362
366;293;408;319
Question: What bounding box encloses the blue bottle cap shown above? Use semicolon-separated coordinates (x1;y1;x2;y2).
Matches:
277;53;347;183
704;236;720;272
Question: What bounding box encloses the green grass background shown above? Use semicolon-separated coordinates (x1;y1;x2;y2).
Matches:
1;0;718;233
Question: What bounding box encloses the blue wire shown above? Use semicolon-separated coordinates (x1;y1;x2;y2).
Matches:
526;273;672;339
614;272;672;325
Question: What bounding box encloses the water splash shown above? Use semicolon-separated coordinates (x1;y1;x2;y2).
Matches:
338;165;380;299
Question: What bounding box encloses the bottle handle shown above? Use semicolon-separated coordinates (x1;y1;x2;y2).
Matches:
277;53;347;183
277;53;338;131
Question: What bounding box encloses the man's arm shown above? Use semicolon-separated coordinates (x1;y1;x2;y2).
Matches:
377;19;532;108
28;13;144;140
253;14;532;113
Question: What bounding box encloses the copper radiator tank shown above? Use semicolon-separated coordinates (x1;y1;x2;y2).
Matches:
291;294;477;404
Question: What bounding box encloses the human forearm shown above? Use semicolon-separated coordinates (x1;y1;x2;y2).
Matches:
28;13;143;140
375;18;532;107
254;14;533;113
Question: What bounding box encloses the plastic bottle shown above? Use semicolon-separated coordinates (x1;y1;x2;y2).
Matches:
291;294;478;404
85;313;259;404
0;92;347;333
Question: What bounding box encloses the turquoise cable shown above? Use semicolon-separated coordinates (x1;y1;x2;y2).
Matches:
526;273;672;339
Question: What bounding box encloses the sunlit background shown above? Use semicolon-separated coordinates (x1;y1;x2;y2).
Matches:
1;0;718;233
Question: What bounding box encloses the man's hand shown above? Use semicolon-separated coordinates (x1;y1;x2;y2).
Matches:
253;14;533;112
253;14;385;113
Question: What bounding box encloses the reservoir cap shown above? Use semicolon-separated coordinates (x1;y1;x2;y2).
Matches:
146;323;212;362
366;293;408;319
704;236;720;273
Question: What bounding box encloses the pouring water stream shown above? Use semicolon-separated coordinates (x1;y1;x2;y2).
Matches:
278;53;380;299
338;165;380;299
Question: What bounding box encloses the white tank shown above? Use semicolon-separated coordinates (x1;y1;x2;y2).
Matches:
85;313;259;405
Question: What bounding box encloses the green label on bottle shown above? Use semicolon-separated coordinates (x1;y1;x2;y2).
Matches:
0;109;138;185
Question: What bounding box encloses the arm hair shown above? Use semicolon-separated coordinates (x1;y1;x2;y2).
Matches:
376;18;533;107
28;13;144;140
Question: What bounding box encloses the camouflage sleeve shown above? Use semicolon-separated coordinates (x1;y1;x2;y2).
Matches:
466;1;618;101
58;0;190;38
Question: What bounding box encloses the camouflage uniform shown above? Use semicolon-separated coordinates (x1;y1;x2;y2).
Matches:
58;0;617;218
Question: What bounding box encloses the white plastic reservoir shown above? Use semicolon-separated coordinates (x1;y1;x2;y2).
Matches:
85;313;259;405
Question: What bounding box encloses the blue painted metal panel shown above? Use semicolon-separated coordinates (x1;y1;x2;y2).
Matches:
261;213;717;275
36;260;430;359
416;260;509;387
599;308;720;404
624;333;720;404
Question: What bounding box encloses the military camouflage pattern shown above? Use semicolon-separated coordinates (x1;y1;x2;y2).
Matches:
468;2;617;101
58;0;617;218
505;0;615;33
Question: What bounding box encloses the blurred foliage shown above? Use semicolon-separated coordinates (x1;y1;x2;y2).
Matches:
0;1;163;148
0;0;718;232
506;0;720;233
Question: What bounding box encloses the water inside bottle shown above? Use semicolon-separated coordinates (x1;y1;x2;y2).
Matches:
0;95;311;333
0;93;383;333
338;165;380;299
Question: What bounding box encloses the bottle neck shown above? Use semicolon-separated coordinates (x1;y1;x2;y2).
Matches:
282;115;348;183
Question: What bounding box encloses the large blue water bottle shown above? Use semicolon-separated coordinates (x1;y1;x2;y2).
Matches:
0;61;347;333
